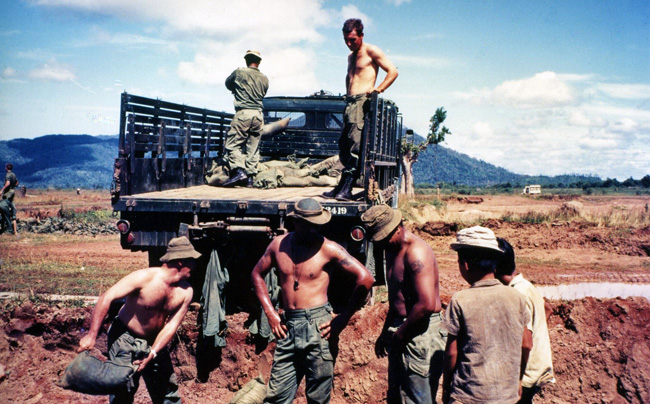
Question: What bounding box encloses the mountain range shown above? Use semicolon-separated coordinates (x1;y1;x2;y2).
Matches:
0;134;600;189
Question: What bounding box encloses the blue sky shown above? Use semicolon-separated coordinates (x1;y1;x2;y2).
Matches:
1;0;649;180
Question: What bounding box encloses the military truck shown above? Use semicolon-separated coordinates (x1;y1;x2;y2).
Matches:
110;92;402;309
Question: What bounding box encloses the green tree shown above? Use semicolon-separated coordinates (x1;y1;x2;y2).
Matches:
400;107;451;197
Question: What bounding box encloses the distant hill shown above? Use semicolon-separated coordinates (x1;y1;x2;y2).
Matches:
0;134;601;189
0;135;116;189
411;136;601;187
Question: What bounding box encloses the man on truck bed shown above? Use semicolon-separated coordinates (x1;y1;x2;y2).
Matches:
361;205;446;404
77;236;200;403
251;198;375;404
223;50;269;187
323;18;398;201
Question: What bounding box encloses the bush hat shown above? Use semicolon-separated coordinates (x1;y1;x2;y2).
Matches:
361;204;402;242
287;198;331;225
244;50;262;60
450;226;503;253
159;236;201;263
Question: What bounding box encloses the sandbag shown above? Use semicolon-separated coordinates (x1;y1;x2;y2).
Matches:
278;176;311;187
228;376;267;404
57;351;136;395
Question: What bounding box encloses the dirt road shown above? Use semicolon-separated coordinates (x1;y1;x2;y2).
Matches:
0;193;649;403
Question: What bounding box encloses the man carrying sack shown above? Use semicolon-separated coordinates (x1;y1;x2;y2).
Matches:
66;236;200;403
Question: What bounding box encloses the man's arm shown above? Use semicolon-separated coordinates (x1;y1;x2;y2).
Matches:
544;299;553;322
368;45;398;94
319;242;374;339
77;269;152;352
133;288;193;372
225;70;237;92
520;327;533;396
442;334;458;404
393;246;438;347
0;179;9;195
251;238;287;339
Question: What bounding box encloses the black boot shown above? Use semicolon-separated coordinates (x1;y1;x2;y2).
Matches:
322;173;348;199
223;168;247;187
246;175;255;188
335;175;356;201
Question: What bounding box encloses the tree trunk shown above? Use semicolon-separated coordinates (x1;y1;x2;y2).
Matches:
400;153;415;198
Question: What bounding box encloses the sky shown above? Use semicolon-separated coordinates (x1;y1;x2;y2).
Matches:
1;0;649;180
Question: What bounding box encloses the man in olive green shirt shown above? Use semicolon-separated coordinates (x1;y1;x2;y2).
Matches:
223;50;269;187
1;163;18;234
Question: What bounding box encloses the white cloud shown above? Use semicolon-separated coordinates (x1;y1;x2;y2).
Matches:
2;67;17;79
597;83;650;99
339;5;371;26
456;71;578;108
492;71;577;108
385;0;412;6
32;0;330;43
567;111;607;127
28;61;75;81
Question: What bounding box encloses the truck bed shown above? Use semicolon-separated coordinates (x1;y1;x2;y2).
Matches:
116;185;368;217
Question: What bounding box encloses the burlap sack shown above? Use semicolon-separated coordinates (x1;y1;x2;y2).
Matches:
57;351;137;395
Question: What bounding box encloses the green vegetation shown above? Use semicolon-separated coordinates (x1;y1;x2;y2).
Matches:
0;260;128;297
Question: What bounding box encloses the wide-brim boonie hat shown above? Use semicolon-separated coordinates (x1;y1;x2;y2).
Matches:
244;50;262;60
450;226;503;253
159;236;201;262
361;204;402;242
287;198;331;225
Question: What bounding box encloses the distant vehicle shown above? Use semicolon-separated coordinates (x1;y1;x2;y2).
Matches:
523;185;541;195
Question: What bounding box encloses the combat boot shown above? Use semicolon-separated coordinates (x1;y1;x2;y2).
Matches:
335;175;356;201
223;168;247;187
322;173;348;199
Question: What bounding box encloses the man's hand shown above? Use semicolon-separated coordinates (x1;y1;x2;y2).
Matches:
375;331;389;358
319;313;348;340
366;89;380;96
77;334;96;353
268;311;287;340
133;352;155;372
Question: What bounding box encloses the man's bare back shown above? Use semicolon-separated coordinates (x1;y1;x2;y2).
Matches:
385;230;442;319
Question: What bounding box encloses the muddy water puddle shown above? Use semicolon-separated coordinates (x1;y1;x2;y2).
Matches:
538;282;650;300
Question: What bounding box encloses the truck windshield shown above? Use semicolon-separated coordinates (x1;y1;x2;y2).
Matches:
266;111;306;128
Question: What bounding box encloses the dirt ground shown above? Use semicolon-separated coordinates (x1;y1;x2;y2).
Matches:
1;194;649;403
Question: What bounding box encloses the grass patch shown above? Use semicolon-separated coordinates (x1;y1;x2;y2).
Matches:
0;260;128;296
59;208;114;224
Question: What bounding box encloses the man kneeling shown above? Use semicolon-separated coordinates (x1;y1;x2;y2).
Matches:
77;236;200;403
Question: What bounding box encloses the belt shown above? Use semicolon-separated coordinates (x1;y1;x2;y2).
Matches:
284;303;333;321
344;94;369;103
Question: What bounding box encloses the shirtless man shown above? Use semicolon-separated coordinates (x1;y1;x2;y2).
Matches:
323;18;398;201
78;236;200;404
361;205;445;404
251;198;375;404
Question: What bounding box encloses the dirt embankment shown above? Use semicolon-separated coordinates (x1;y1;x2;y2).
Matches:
0;297;648;404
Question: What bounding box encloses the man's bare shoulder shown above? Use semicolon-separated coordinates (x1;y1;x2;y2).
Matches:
363;42;385;57
405;233;436;266
321;237;348;258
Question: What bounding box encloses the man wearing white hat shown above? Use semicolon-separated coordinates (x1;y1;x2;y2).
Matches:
361;204;445;404
442;226;532;404
77;236;201;403
223;50;269;187
251;198;374;404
